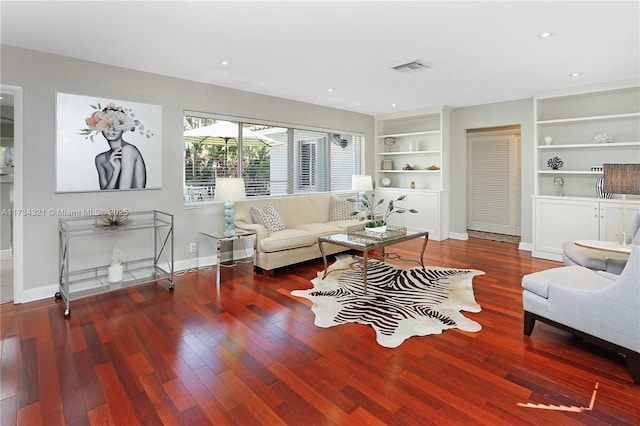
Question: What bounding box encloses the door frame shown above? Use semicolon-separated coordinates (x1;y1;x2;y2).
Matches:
1;85;23;303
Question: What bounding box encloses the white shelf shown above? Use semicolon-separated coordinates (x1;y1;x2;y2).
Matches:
537;112;640;125
378;130;440;138
377;150;441;155
537;170;602;175
378;169;441;173
537;142;640;149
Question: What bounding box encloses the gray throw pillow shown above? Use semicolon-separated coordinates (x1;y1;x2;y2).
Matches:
250;204;286;234
330;195;357;221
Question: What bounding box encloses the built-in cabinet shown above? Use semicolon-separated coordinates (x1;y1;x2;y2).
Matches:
533;197;640;259
374;107;450;240
532;81;640;261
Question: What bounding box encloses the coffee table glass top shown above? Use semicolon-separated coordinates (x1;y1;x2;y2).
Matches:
319;230;427;248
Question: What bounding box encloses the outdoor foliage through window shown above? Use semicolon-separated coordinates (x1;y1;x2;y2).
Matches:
184;114;363;204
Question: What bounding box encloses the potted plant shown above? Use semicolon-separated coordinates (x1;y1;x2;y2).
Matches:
348;182;418;233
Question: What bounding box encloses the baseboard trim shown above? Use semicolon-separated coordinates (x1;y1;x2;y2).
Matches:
449;232;469;241
519;242;532;252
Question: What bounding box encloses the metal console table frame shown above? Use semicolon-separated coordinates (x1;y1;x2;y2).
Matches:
56;210;174;317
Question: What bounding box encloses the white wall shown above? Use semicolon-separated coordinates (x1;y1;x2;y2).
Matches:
449;99;534;245
0;46;375;301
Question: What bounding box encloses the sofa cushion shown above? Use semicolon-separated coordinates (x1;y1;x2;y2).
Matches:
250;204;286;234
328;219;362;231
293;223;343;237
330;195;358;221
260;229;316;253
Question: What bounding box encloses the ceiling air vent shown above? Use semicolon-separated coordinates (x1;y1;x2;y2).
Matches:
392;60;428;73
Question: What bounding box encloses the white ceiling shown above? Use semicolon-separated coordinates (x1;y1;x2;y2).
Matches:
1;1;638;116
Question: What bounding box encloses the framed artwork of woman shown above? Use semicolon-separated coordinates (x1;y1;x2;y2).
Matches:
56;93;162;192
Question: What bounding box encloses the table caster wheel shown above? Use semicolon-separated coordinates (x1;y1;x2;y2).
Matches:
55;292;62;299
168;284;175;291
64;309;71;318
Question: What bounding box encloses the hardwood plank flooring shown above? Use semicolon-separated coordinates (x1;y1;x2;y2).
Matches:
2;237;639;425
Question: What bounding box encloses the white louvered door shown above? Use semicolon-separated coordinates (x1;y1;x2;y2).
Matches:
467;132;520;235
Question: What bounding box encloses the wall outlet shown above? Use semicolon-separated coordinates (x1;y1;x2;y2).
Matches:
189;242;197;253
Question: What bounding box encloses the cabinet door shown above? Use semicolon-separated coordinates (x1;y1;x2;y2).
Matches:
534;198;599;257
376;189;440;235
599;201;640;242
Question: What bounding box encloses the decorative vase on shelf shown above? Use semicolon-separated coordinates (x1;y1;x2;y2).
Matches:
108;247;124;283
595;177;613;199
544;136;553;145
547;156;563;170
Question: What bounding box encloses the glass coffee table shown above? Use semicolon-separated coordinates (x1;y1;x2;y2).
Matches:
317;230;429;292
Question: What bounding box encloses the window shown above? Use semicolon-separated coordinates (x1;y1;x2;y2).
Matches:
184;113;363;205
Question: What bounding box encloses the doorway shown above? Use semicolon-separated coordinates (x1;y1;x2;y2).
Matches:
467;126;521;241
0;85;22;304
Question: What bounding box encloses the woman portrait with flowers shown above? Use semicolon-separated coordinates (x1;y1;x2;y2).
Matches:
81;103;149;190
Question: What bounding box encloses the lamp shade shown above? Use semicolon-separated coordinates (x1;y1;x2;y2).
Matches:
214;178;247;201
603;164;640;195
351;175;373;192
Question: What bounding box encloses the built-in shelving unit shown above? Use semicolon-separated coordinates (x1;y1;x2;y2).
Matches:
532;80;640;260
374;107;450;240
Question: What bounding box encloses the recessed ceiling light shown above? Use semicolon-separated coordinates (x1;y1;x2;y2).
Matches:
221;60;229;65
391;103;397;108
538;31;553;38
569;72;582;77
327;88;334;92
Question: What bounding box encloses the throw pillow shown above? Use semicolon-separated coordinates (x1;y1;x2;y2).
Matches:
250;204;286;233
330;195;358;221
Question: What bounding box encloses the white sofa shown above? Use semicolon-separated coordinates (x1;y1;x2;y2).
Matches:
522;245;640;384
233;194;362;272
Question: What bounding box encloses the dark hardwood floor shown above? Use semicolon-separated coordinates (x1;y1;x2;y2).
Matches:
2;237;639;425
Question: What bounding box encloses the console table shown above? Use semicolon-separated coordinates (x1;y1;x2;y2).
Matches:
56;210;174;317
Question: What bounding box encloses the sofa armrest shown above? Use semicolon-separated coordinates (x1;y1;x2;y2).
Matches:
235;220;268;241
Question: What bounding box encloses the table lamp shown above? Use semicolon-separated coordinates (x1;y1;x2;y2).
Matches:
351;175;373;213
214;178;246;236
603;163;640;246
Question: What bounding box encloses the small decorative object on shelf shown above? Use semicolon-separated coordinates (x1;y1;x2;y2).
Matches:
97;210;130;228
410;181;415;189
426;165;440;170
108;247;124;283
553;177;564;196
409;141;420;152
547;156;564;170
544;136;553;145
382;159;394;170
381;177;392;187
402;164;413;170
384;137;396;152
595;177;613;199
593;133;613;144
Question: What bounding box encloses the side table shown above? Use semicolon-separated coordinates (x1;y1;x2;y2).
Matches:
198;230;256;285
574;240;633;254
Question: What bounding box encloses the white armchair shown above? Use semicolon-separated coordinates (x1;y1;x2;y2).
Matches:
522;245;640;384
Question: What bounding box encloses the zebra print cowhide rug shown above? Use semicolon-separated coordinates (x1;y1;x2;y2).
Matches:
291;255;484;348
